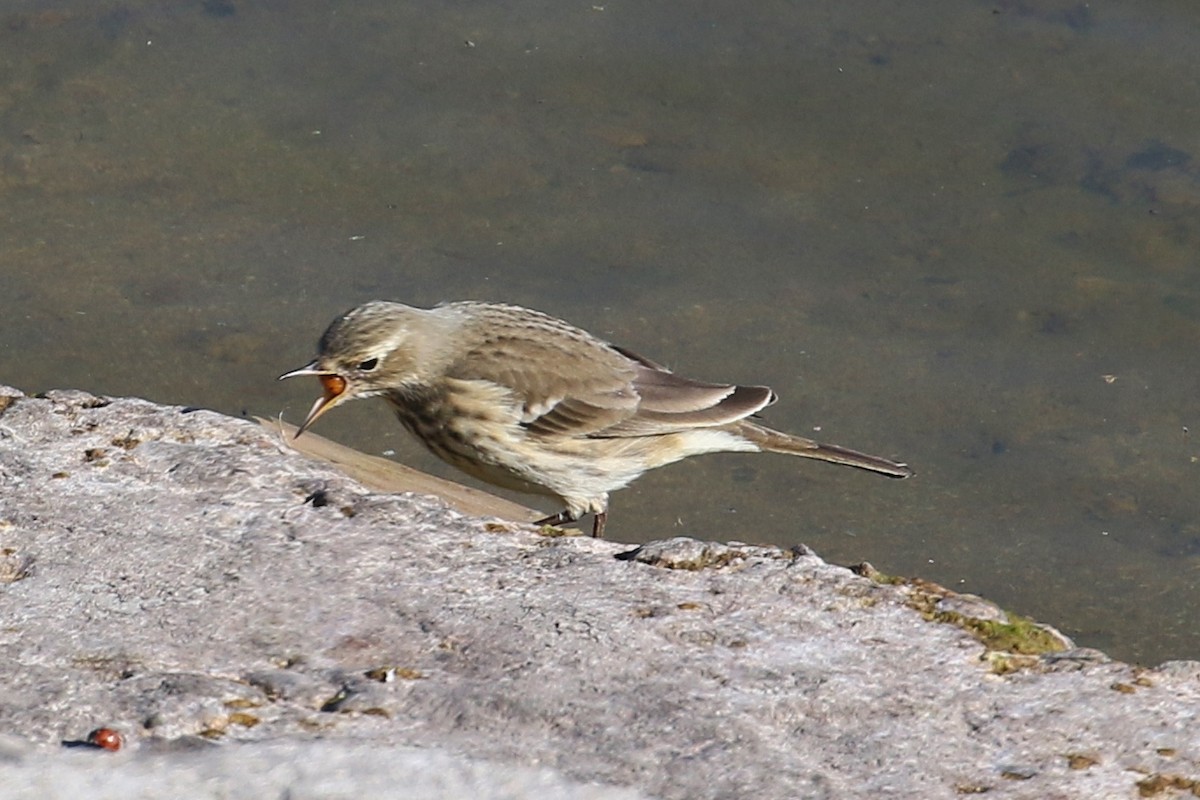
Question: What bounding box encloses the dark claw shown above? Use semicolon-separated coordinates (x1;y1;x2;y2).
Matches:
533;509;606;537
534;510;574;527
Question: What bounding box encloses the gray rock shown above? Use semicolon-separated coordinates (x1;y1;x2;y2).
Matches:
2;741;650;800
0;387;1196;799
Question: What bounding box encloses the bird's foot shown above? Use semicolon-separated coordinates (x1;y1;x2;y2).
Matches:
533;510;606;538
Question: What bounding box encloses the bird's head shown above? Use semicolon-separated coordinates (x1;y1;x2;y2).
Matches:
278;301;428;437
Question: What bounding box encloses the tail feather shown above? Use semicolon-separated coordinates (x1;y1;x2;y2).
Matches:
734;421;913;479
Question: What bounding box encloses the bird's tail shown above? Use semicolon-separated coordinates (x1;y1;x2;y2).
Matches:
733;421;913;479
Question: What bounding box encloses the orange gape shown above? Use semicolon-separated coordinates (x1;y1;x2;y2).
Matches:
320;374;347;400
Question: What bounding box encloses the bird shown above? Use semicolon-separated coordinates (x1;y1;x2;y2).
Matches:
279;301;912;537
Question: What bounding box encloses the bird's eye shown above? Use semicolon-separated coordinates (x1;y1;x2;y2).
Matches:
358;357;379;371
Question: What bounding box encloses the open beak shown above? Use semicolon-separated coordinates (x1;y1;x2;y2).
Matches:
278;361;349;438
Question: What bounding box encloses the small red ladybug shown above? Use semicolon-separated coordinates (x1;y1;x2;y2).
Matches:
86;728;123;752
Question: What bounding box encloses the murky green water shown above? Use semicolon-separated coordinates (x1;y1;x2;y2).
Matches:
3;0;1199;665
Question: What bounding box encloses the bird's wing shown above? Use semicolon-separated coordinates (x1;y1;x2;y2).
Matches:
598;353;776;436
445;326;642;437
439;304;773;438
447;331;774;439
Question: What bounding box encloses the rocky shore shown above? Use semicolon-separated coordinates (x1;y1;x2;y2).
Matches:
0;386;1196;799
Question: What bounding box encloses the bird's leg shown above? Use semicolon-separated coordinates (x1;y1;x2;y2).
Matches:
591;511;607;538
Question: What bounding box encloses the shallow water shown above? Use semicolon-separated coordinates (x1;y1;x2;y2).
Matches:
2;0;1199;665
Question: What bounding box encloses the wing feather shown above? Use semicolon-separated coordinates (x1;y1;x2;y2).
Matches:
440;303;776;440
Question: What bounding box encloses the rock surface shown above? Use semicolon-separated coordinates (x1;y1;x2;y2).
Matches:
0;386;1197;799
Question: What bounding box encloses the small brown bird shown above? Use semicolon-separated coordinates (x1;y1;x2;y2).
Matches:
280;301;912;537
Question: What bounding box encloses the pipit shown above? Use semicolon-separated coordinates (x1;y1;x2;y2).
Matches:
280;301;912;537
